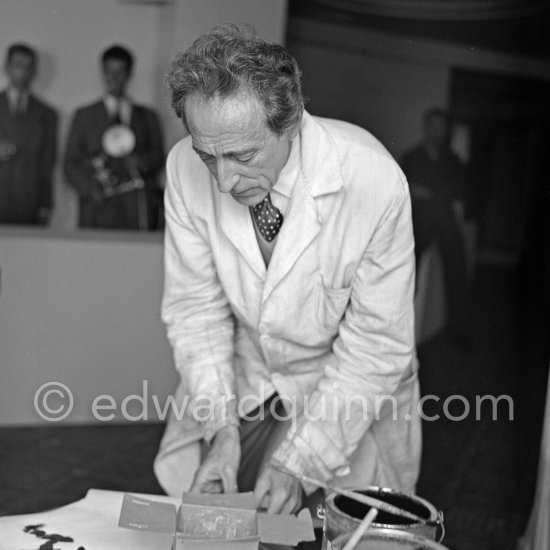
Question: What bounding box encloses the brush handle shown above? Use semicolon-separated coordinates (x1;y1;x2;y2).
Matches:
341;508;378;550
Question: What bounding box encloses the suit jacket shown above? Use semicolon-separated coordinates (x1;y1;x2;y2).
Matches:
0;91;57;224
64;99;164;230
401;144;465;206
155;111;421;496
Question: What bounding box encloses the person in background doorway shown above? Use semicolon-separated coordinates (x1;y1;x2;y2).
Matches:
64;45;164;231
0;43;57;226
402;108;471;348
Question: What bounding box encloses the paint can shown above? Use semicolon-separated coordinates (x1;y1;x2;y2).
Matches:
331;528;450;550
321;487;444;549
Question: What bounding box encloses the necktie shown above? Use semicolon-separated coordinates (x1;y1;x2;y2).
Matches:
251;193;283;242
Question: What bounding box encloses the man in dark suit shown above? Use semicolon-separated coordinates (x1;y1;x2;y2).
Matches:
0;43;57;225
64;45;164;230
401;108;470;348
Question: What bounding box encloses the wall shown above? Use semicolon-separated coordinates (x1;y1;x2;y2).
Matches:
290;39;449;158
287;16;550;159
0;0;288;230
0;229;178;425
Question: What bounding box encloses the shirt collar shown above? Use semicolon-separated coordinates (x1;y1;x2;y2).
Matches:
105;93;133;108
272;132;301;199
103;94;132;124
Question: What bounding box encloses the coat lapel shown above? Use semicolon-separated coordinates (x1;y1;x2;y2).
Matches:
264;113;344;298
219;190;266;280
264;175;320;298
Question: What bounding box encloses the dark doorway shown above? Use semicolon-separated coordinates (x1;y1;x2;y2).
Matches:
449;68;550;258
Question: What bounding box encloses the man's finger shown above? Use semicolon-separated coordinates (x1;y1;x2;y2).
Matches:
220;464;238;493
280;495;299;515
266;488;286;515
190;464;212;493
189;471;203;493
253;471;271;508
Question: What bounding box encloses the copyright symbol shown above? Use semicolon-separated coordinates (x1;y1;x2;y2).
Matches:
34;382;74;421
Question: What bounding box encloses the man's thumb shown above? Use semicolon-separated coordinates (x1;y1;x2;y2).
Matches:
253;470;271;510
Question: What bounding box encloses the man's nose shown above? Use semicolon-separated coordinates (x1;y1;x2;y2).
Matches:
216;159;239;193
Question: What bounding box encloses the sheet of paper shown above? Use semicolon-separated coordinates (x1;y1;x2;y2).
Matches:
0;489;177;550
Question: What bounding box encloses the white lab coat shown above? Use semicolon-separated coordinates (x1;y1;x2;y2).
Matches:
155;111;421;497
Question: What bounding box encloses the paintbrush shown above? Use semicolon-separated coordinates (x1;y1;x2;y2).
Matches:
341;508;378;550
269;461;427;524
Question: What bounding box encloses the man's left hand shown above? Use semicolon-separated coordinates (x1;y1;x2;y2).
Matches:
254;466;304;514
190;425;240;494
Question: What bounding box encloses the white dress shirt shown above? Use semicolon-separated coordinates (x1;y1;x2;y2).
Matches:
7;87;29;115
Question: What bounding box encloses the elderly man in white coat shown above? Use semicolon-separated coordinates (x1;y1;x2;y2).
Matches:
155;24;421;515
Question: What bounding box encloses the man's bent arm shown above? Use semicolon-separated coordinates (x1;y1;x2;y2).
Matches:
272;176;416;485
162;149;238;443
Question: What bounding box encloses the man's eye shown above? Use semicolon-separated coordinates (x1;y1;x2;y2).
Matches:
198;153;214;163
234;155;254;163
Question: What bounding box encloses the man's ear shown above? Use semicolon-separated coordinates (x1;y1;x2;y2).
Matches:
287;111;303;141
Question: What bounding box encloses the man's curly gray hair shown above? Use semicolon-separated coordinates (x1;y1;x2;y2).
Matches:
166;24;304;136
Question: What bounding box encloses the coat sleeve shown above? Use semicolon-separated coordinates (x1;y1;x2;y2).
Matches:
161;147;239;443
272;174;417;486
63;110;98;199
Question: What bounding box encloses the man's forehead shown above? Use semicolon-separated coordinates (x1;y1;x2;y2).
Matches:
186;92;271;151
187;93;267;130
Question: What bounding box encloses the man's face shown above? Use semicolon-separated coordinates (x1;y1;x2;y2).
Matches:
185;93;296;207
5;52;36;91
102;58;130;97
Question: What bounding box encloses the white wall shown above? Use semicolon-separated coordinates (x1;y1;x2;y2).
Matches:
0;0;164;109
0;228;178;425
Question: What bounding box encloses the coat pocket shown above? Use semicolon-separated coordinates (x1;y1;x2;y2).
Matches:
317;276;353;332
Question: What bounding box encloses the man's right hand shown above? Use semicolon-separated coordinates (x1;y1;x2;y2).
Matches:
190;425;240;494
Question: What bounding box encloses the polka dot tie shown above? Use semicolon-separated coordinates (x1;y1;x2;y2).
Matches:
251;193;283;242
